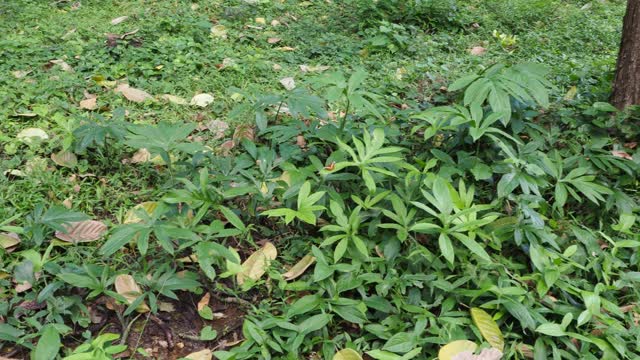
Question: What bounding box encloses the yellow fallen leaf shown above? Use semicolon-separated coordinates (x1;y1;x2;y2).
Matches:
185;349;212;360
114;274;149;312
283;255;315;281
124;202;158;224
255;17;266;24
115;83;153;103
439;340;478;360
333;349;362;360
237;242;277;285
197;292;210;311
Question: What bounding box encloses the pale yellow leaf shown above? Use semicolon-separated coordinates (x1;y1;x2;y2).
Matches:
439;340;478;360
49;59;74;72
268;37;281;44
277;46;296;52
283;255;315;281
255;17;266;24
211;25;227;38
55;220;107;243
79;97;98;110
0;233;20;250
160;94;188;105
111;16;129;25
471;308;504;351
452;348;503;360
115;83;153;103
564;86;577;101
51;150;78;168
17;128;48;144
114;274;150;312
237;242;277;285
190;93;215;107
333;349;362;360
124;202;158;224
280;77;296;91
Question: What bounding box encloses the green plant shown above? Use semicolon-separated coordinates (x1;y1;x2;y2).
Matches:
63;333;127;360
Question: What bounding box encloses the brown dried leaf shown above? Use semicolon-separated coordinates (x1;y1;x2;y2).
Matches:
233;124;255;142
470;46;487;56
282;255;315;281
79;97;98;110
612;150;633;160
197;292;210;311
114;274;149;312
184;349;212;360
55;220;107;243
205;119;229;140
296;135;306;148
49;59;74;72
237;242;277;285
115;83;153;103
220;140;235;155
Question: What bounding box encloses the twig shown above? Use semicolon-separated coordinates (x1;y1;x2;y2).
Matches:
119;313;143;346
150;314;175;349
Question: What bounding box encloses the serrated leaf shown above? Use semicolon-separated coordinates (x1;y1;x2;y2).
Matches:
470;308;504;351
54;220;107;243
283;255;315;281
237;242;277;285
333;348;363;360
51;150;78;168
114;274;149;313
124;202;158;224
439;340;478;360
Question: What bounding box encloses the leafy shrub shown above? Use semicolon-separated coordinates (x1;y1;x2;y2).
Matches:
350;0;465;30
482;0;562;33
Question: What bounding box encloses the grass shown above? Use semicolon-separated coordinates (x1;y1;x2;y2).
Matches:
1;1;637;359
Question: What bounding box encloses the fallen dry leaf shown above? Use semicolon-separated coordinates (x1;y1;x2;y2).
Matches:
62;196;73;209
277;46;296;52
190;93;214;107
55;220;107;243
0;233;20;250
273;63;282;71
79;96;98;110
211;25;227;39
237;242;278;285
114;274;150;312
51;150;78;168
184;349;212;360
296;135;306;148
12;70;31;78
233;124;255;142
206;119;229;140
160;94;188;105
268;37;281;44
282;255;315;281
255;17;266;24
115;83;153;103
111;16;129;25
280;77;296;91
124;202;158;224
17;128;48;144
197;292;210;311
299;64;330;73
220;140;235;155
470;46;487;56
130;148;152;164
271;19;281;26
612;150;633;160
452;348;503;360
49;59;74;72
625;142;637;149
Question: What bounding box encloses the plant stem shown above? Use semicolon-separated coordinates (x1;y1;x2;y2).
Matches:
339;99;350;134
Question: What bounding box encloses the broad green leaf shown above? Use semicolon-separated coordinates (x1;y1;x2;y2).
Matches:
34;325;61;360
470;308;504;351
535;323;566;337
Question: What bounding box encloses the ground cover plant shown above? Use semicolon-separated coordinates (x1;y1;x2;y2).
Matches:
1;0;639;359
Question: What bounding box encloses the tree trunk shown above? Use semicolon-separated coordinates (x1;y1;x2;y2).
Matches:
612;0;640;109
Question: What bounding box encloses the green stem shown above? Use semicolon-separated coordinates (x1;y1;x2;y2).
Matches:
339;99;351;134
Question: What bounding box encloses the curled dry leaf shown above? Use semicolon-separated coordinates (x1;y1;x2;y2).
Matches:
17;128;48;144
124;202;158;224
282;255;315;281
111;16;129;25
299;64;330;73
452;348;503;360
130;148;152;164
0;233;20;250
51;150;78;168
49;59;74;72
220;140;235;155
279;77;296;91
333;349;363;360
115;83;153;103
55;220;107;243
470;46;487;56
237;242;277;285
114;274;149;312
160;94;188;105
612;150;633;160
197;292;210;311
79;96;98;110
439;340;478;360
185;349;212;360
190;93;214;108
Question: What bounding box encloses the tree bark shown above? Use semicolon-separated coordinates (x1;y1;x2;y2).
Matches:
612;0;640;109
